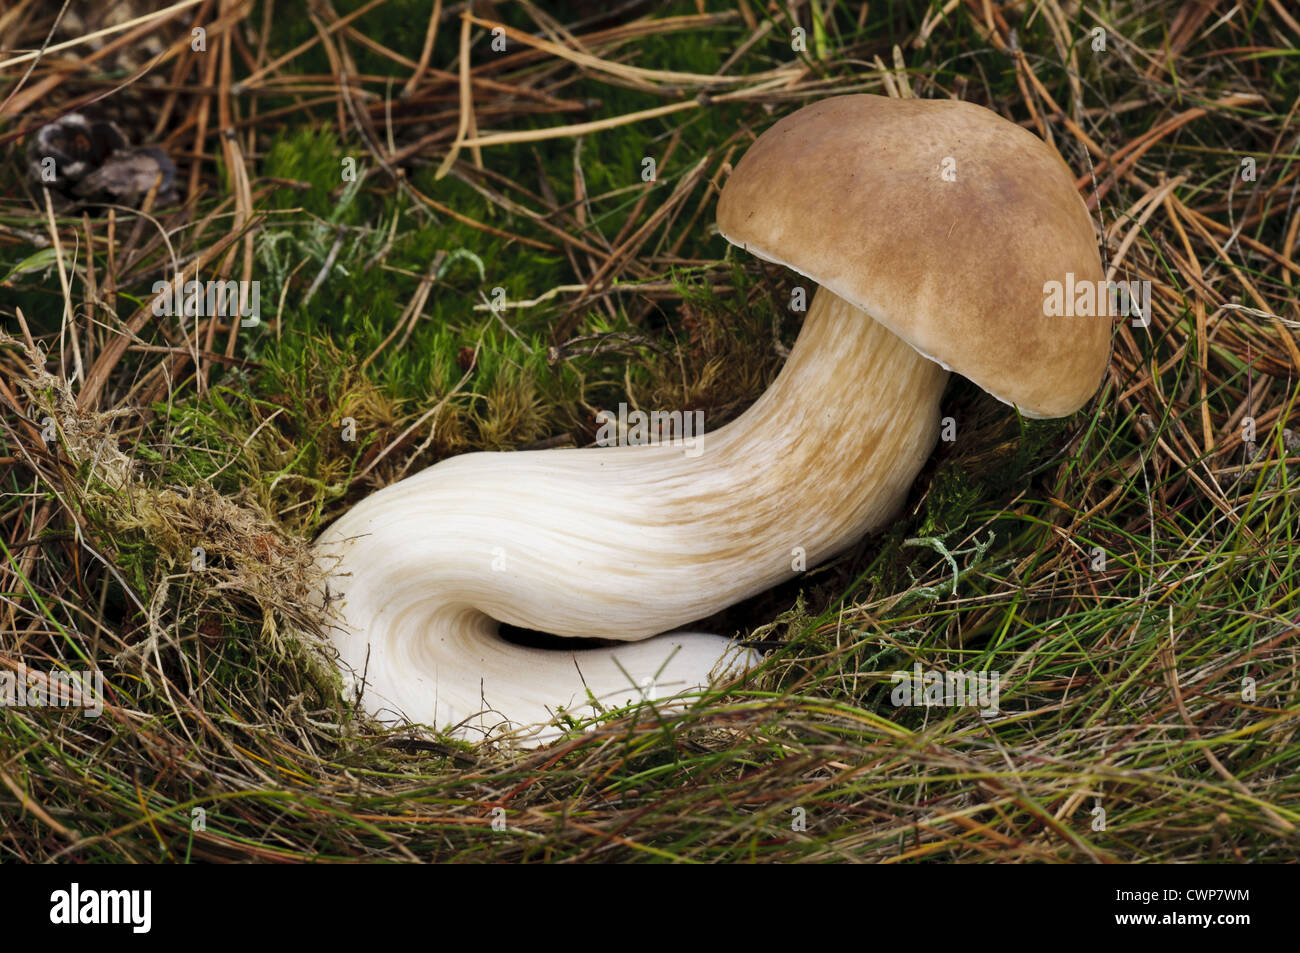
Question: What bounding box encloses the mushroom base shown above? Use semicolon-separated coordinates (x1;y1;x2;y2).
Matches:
311;286;948;742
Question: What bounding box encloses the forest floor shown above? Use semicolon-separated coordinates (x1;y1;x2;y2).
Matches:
1;0;1298;862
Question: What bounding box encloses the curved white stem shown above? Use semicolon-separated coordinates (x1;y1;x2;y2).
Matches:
313;288;948;741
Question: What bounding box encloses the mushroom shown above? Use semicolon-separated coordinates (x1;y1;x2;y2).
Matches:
312;94;1110;743
26;113;178;210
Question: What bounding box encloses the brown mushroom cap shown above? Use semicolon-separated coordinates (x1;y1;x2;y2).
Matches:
717;94;1111;418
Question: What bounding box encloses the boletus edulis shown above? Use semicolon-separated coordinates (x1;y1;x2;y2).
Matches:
310;94;1112;744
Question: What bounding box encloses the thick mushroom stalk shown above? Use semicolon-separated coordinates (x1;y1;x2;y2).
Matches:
313;286;947;740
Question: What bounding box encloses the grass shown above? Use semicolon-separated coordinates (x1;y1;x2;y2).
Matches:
1;0;1298;862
